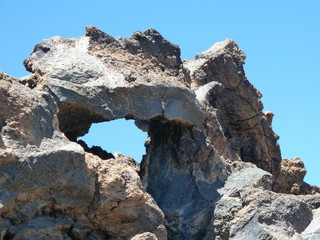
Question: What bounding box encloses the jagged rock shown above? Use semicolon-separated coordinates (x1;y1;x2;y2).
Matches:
85;153;166;239
77;139;115;160
131;232;158;240
274;157;308;194
139;117;228;239
113;152;141;173
301;208;320;239
0;73;165;239
228;191;313;240
213;162;314;239
23;27;204;142
1;26;320;239
184;39;282;179
212;162;273;239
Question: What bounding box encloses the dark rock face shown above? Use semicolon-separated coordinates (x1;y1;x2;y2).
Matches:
185;40;282;180
58;102;106;141
1;27;320;239
123;28;182;69
77;139;115;160
140;118;225;239
0;73;166;239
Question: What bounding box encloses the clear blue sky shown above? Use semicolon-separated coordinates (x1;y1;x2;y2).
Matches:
1;0;319;186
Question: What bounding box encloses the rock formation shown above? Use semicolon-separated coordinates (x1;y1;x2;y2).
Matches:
0;26;319;239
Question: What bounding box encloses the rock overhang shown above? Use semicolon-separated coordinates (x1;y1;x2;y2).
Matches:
23;27;206;133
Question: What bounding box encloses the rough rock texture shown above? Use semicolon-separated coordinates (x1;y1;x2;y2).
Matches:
185;40;281;179
1;26;320;239
213;162;314;240
131;232;158;240
23;26;204;142
0;72;165;239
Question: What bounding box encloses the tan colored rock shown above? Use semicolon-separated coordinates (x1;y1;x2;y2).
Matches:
273;157;319;194
1;27;320;240
0;73;165;239
85;153;166;239
184;39;282;178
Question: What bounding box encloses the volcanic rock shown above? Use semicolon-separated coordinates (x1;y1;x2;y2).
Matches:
0;26;319;239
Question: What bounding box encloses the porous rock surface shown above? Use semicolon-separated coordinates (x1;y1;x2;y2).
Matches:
0;26;319;239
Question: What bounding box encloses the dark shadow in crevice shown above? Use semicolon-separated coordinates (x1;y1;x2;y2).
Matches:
57;102;148;162
57;102;115;160
77;139;114;160
57;102;106;141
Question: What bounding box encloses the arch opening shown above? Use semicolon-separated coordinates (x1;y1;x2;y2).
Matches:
77;119;148;163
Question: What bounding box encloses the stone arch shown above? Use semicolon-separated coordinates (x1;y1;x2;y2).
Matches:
22;27;228;239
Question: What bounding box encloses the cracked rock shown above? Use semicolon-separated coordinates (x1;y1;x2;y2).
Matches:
0;27;319;239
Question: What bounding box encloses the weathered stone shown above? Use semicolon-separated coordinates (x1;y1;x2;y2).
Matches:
301;208;320;240
23;29;205;139
1;27;319;239
131;232;158;240
229;192;312;240
140;118;227;239
77;139;115;160
274;157;308;194
184;39;282;179
0;72;165;239
212;162;273;239
213;163;314;240
85;153;166;239
123;28;181;69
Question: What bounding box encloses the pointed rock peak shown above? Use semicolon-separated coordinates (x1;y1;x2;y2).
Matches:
196;38;246;62
85;25;118;46
131;28;163;41
141;28;163;40
144;28;161;35
125;28;181;68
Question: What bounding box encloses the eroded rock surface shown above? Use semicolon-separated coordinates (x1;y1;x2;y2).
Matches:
0;73;165;239
1;27;319;239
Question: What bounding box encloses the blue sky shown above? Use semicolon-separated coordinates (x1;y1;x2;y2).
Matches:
1;0;319;186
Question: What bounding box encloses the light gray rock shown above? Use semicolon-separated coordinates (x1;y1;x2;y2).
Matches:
1;27;319;240
212;162;273;239
228;191;312;240
302;208;320;240
213;163;314;240
23;27;205;142
131;232;158;240
0;73;166;239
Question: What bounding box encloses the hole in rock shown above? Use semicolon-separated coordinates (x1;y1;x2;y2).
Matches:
78;119;148;163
